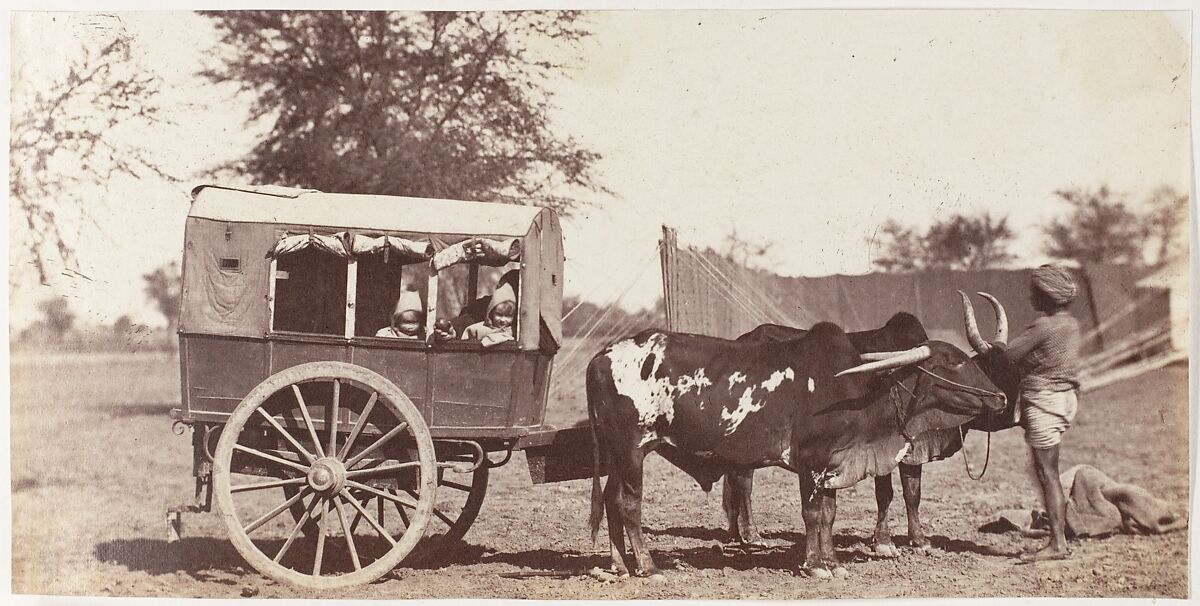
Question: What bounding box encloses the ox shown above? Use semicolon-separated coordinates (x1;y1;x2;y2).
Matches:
585;322;1006;577
722;298;1021;557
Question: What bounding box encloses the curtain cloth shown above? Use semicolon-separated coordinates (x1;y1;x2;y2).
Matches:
432;237;521;271
351;234;432;263
268;232;353;259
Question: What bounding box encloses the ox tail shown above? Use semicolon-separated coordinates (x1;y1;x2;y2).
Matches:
586;357;605;547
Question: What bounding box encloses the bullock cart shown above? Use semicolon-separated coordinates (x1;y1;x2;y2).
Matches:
168;186;593;589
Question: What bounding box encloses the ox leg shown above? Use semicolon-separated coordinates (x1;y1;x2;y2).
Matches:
722;470;762;545
871;474;900;557
613;448;660;576
797;471;831;579
899;463;930;551
603;475;632;575
819;489;846;577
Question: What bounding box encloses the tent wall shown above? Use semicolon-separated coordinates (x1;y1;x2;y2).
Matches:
661;236;1169;356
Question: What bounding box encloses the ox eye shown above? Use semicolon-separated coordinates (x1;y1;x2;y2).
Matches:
951;361;967;369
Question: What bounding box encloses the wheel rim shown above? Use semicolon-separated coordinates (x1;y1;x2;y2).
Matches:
213;362;437;589
413;459;489;562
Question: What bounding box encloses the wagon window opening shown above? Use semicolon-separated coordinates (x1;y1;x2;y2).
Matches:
355;255;423;337
440;263;519;341
271;247;347;335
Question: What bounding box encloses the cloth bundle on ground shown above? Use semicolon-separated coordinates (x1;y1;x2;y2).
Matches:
980;464;1187;538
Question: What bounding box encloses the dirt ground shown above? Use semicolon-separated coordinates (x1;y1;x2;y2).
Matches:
9;352;1192;599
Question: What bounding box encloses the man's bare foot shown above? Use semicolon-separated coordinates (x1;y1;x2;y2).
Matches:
1018;543;1070;563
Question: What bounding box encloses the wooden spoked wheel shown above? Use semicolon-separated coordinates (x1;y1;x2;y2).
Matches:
213;362;437;589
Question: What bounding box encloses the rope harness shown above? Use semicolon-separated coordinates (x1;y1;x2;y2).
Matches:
808;363;1005;501
890;366;1003;481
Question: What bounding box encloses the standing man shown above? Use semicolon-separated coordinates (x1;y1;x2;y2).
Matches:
994;264;1082;562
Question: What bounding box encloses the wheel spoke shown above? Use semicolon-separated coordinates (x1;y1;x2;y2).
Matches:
244;486;310;535
345;480;420;509
231;477;306;494
337;391;378;461
440;479;473;492
344;422;409;469
292;385;327;459
349;494;372;534
331;495;361;571
340;489;397;547
392;490;411;526
328;379;340;459
345;461;422;479
255;408;317;463
233;444;309;474
433;507;455;527
275;494;320;563
313;499;328;576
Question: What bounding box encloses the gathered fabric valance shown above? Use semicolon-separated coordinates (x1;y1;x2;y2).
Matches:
268;232;353;259
432;237;521;271
268;232;435;264
351;234;433;264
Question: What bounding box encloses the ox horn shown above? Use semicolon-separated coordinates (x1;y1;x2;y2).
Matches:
976;291;1009;344
835;345;933;377
958;290;992;354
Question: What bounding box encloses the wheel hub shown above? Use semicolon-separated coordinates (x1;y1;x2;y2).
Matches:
307;457;346;495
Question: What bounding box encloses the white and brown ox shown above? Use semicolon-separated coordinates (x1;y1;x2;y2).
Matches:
585;322;1007;578
721;298;1022;558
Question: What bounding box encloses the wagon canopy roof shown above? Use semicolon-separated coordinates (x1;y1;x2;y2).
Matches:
189;184;546;238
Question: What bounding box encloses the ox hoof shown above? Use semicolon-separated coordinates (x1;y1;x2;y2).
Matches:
831;566;849;578
872;543;900;558
802;566;833;579
910;542;933;555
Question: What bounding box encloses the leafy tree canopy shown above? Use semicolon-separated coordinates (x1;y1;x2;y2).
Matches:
871;211;1015;272
201;10;606;213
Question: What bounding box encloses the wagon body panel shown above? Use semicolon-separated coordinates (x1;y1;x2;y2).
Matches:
179;332;553;438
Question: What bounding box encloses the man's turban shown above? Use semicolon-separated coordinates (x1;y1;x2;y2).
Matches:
1032;264;1078;306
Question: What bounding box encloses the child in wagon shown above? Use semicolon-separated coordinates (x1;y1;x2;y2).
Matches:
376;290;424;339
462;279;517;347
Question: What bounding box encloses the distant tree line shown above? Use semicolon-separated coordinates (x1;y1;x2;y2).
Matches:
870;185;1188;273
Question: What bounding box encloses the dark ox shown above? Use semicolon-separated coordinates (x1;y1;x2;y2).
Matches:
585;323;1006;577
723;299;1022;557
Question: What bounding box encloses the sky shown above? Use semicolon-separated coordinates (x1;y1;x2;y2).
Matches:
5;8;1193;330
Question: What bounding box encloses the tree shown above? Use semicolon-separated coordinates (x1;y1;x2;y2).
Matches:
924;213;1015;271
112;314;133;337
1140;186;1189;269
36;298;76;340
718;229;775;268
144;261;182;332
871;212;1016;272
1042;187;1144;267
10;21;179;284
871;219;925;272
200;11;605;213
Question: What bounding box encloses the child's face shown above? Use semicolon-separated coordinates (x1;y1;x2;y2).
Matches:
394;310;423;335
489;302;516;329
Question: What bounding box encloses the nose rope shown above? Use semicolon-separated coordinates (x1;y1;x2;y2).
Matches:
916;366;1006;399
959;425;992;481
